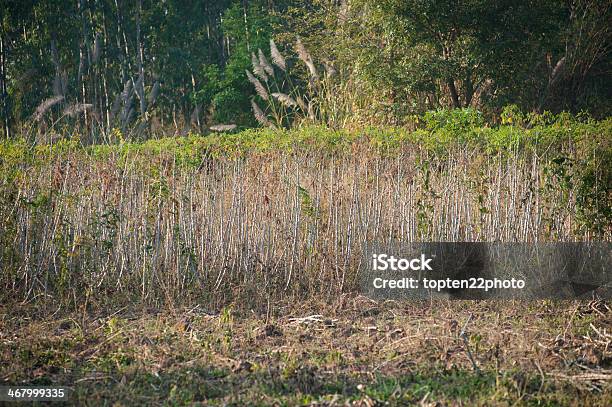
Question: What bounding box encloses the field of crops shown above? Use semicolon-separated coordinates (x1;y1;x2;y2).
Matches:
1;116;610;309
1;116;611;405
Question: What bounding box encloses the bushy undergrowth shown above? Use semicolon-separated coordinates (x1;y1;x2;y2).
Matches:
2;110;610;160
0;115;610;310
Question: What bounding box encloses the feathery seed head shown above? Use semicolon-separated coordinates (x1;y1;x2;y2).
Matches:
251;52;268;81
258;49;275;77
296;38;318;81
33;96;64;121
246;70;269;100
251;99;272;128
272;92;297;108
270;39;287;71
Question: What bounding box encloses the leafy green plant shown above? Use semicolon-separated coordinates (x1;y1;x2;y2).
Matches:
423;108;485;132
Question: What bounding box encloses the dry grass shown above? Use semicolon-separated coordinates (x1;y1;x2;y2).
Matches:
1;298;610;405
1;141;604;309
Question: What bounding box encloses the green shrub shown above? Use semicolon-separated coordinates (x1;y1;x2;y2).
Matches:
423;108;485;132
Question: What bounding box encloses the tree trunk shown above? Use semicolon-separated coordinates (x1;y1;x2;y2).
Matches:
464;74;474;107
447;78;461;108
0;32;10;139
136;0;146;116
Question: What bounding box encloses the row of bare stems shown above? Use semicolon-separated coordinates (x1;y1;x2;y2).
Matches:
1;144;607;308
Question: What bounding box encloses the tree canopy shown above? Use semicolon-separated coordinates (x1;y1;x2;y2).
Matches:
0;0;609;139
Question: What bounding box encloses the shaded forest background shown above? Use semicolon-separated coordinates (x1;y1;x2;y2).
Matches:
0;0;610;142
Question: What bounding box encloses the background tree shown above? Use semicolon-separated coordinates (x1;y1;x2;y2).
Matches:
0;0;609;140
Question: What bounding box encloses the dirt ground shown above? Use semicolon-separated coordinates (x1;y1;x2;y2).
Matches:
1;297;611;406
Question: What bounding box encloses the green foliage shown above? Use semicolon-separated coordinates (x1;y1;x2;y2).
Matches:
212;88;248;124
500;105;526;126
1;0;610;138
282;0;610;124
297;184;319;221
0;0;288;138
572;131;612;235
193;65;223;109
338;0;565;115
207;1;278;126
3;112;609;162
423;108;485;132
